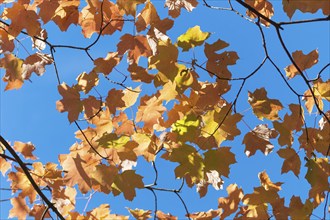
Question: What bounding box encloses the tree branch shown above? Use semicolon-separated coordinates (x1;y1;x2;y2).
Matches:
0;135;65;220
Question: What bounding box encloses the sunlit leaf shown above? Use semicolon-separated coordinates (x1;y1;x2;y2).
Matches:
177;26;210;51
248;88;283;121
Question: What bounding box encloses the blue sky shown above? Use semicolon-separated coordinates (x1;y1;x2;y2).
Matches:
0;1;329;219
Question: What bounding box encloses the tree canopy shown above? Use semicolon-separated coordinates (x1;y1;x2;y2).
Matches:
0;0;329;219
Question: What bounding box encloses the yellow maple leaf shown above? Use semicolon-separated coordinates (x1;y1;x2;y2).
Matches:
177;25;210;51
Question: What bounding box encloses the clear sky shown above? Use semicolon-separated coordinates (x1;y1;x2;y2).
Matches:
0;1;329;219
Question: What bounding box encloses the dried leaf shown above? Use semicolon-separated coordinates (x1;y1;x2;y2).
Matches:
277;148;301;177
9;197;29;219
245;0;274;26
127;208;152;220
285;50;318;79
111;170;144;201
218;184;244;219
165;0;198;18
13;141;37;160
248;88;283;120
283;0;329;19
243;124;278;157
56;83;82;123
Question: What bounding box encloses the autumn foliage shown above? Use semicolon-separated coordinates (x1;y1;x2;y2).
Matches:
0;0;329;219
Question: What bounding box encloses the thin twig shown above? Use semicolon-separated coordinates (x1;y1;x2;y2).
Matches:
174;191;191;220
279;15;330;26
275;28;330;123
146;187;157;220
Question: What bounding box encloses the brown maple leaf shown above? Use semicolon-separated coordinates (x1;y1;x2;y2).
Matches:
243;124;278;157
165;0;198;18
56;83;83;123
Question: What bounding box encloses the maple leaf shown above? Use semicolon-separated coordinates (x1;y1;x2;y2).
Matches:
299;115;329;157
0;28;15;53
8;169;37;203
204;147;236;178
86;204;129;220
201;105;242;147
89;107;113;136
22;53;53;80
172;113;200;143
271;198;289;220
113;112;136;136
273;104;304;147
0;53;24;90
165;0;198;18
245;0;274;26
76;71;99;94
174;65;200;93
91;164;118;194
106;88;126;115
117;34;152;64
161;144;205;184
117;0;146;16
177;26;210;51
4;2;41;37
302;79;329;113
79;0;124;38
111;170;144;201
8;197;29;219
203;38;238;80
149;39;179;86
187;209;221;220
218;184;244;219
243;124;278;157
82;95;101;119
38;0;60;24
52;186;77;216
248;88;283;120
29;204;51;219
194;82;230;110
51;0;80;31
242;180;281;219
132;133;159;162
119;86;141;111
156;210;178;220
277;147;301;177
288;196;313;219
127;208;152;220
32;29;48;51
158;81;178;103
285;50;318;79
59;150;100;194
283;0;329;19
97;133;130;150
13;141;37;160
204;39;230;59
136;95;166;132
197;170;224;197
128;64;154;83
56;83;83;123
305;158;329;206
136;1;160;32
258;171;283;191
93;52;121;75
0;157;11;176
